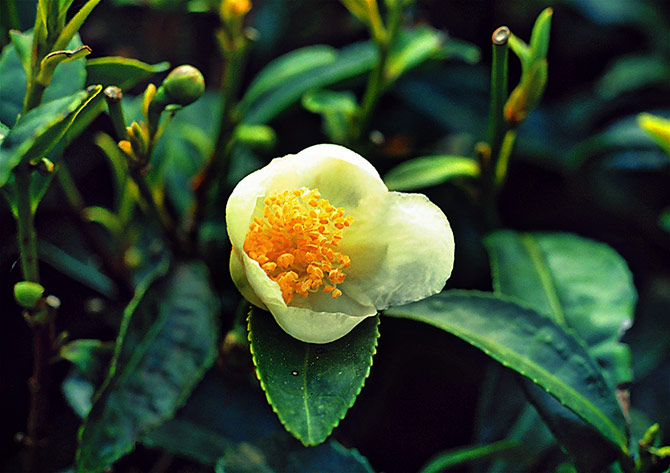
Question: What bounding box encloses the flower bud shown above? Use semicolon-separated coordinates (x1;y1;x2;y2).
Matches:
160;65;205;107
14;281;45;309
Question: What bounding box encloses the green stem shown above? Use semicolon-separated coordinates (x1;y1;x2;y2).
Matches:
481;26;510;230
15;165;39;282
352;2;402;145
0;0;20;46
23;81;47;116
189;34;247;244
103;86;128;140
494;129;517;186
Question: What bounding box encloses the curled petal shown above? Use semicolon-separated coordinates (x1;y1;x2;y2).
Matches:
341;192;455;309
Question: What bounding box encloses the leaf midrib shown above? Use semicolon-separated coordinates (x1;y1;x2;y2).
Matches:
521;233;567;326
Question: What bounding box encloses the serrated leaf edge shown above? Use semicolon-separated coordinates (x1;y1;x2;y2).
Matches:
384;290;628;453
247;310;380;446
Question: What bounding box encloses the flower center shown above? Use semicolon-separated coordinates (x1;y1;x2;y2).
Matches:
243;188;353;304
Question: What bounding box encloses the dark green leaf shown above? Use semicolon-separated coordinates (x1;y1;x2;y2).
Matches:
76;261;220;473
484;231;636;386
243;41;377;125
383;155;480;191
484;231;636;470
85;57;170;90
0;86;101;187
386;26;444;84
384;291;629;453
248;309;379;446
239;45;338;112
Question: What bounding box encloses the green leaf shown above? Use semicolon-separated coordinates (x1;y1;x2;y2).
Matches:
38;239;117;298
9;29;32;75
529;8;553;66
484;231;636;471
419;440;522;473
484;231;636;386
383;155;480;191
436;37;481;65
243;41;377;125
384;291;629;453
234;124;277;151
386;26;444;84
301;89;358;143
0;85;101;187
76;261;220;473
85;57;171;90
37;45;92;86
248;309;380;446
52;0;102;51
61;339;115;381
0;31;87;128
239;45;338;112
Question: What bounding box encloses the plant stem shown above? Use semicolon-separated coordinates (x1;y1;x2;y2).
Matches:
23;81;47;115
15;166;40;283
189;35;247;244
104;86;128;140
352;2;402;144
481;26;510;230
494;129;517;186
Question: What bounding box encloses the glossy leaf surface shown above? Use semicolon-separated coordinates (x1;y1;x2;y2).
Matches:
384;291;629;453
85;57;170;90
0;86;101;187
248;309;379;446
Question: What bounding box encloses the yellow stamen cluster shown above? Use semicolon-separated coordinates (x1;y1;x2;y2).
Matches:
243;188;353;304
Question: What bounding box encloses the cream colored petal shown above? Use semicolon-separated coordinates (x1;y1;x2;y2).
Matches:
341;191;455;309
229;247;267;310
241;251;377;343
225;144;387;250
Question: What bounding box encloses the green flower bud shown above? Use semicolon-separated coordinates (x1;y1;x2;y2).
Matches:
161;65;205;107
14;281;45;309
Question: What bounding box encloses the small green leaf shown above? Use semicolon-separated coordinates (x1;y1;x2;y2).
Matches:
52;0;102;52
61;339;115;379
37;45;92;86
301;89;358;143
384;291;629;453
248;309;379;446
0;85;101;187
9;29;32;75
86;57;170;90
383;155;480;191
386;26;444;84
76;261;220;473
436;37;481;65
529;8;553;66
239;45;338;112
243;41;377;125
234;124;277;150
637;113;670;154
419;440;522;473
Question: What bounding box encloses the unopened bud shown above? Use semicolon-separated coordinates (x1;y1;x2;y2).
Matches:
161;65;205;107
14;281;45;309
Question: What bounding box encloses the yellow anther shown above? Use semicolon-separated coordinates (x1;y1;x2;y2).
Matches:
243;187;353;304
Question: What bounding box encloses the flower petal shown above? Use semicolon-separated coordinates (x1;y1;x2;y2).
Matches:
226;144;386;250
240;251;377;343
341;191;455;309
